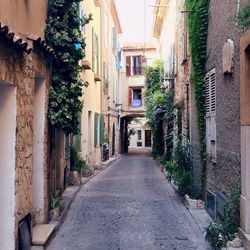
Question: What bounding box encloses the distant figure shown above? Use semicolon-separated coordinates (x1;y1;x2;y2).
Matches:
102;143;109;161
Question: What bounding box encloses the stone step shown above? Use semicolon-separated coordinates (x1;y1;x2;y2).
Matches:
32;224;55;246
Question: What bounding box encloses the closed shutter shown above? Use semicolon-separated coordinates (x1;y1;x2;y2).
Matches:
205;68;216;161
100;113;105;145
96;34;99;75
126;56;131;76
128;88;132;106
94;112;98;146
92;27;95;72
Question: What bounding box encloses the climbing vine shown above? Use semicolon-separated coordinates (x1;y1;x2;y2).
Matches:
186;0;209;194
144;61;174;158
45;0;92;134
234;3;250;31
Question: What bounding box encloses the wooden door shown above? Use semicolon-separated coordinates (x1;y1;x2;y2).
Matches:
145;130;151;147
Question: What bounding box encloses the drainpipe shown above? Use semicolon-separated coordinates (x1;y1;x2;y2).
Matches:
237;0;241;15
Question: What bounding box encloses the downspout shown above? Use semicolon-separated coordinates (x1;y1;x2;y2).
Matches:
237;0;241;14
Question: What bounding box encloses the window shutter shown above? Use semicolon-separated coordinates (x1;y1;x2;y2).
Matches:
100;113;105;144
205;68;216;161
112;27;117;51
210;70;216;114
126;56;131;77
128;88;132;106
206;119;211;155
94;112;98;146
92;27;95;72
96;34;99;75
210;116;216;160
205;74;210;115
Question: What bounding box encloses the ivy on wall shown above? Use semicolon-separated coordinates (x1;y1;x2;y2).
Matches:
144;61;174;158
45;0;92;134
186;0;209;194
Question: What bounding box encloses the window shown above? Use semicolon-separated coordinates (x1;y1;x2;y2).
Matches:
79;6;86;36
92;28;99;74
137;142;142;147
128;88;142;107
205;68;216;161
133;56;142;75
137;130;142;140
125;55;143;76
112;27;117;52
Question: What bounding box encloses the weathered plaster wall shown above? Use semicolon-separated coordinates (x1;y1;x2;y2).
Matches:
0;38;50;246
0;0;47;38
205;0;242;195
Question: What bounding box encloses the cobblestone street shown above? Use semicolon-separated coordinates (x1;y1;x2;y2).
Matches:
47;153;211;250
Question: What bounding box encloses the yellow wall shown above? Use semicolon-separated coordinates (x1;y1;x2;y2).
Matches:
80;0;102;164
0;0;47;38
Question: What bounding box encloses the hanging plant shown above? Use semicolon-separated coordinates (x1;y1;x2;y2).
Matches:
45;0;92;134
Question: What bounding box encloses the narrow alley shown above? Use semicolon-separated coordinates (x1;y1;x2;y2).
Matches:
47;152;211;250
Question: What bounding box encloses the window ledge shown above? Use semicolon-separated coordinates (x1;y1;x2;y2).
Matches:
82;60;91;70
94;0;100;6
94;74;101;82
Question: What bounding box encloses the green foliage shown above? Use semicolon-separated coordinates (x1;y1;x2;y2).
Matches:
50;193;64;210
45;0;92;134
70;145;86;172
205;187;240;249
235;4;250;31
186;0;209;194
205;221;227;249
162;143;194;196
144;61;174;158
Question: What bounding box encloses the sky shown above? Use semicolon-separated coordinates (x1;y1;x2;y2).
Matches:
115;0;156;45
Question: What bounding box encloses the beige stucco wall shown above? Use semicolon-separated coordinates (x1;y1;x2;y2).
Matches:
80;0;102;165
0;0;47;38
120;48;158;118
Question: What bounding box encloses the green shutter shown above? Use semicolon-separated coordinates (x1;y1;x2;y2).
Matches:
94;112;98;146
92;27;95;72
100;113;104;144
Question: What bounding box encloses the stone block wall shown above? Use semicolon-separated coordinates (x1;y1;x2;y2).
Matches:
205;0;242;196
0;38;50;246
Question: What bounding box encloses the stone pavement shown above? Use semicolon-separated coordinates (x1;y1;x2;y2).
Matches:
47;153;212;250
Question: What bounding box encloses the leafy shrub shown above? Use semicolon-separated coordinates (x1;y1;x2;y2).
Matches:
70;145;87;172
205;187;240;249
50;193;64;210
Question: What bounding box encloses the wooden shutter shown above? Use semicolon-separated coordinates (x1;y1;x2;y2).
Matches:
92;27;95;72
205;73;210;115
128;88;132;106
210;70;216;114
94;112;98;146
205;68;216;161
100;113;105;145
126;56;131;76
95;33;99;75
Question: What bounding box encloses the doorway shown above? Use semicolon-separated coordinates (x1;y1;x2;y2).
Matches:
145;130;152;147
0;81;16;249
32;74;46;224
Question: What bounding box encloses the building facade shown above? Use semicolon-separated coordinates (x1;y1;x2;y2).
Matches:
79;0;122;166
120;43;157;153
0;0;53;248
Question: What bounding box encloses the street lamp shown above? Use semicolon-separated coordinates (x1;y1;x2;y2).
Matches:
160;77;174;93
